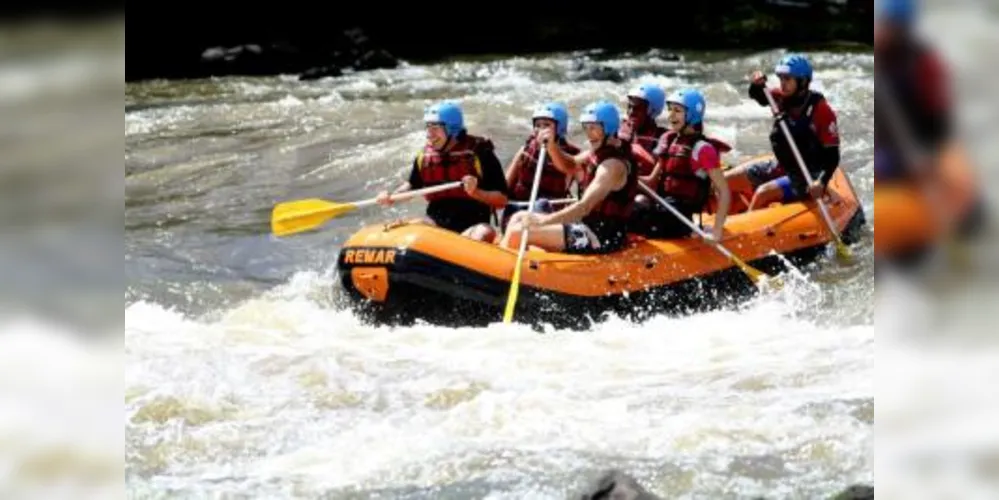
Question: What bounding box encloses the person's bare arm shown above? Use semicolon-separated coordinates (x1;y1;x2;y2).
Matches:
707;168;730;241
504;146;526;189
377;159;419;206
640;158;663;187
544;138;587;176
540;158;626;226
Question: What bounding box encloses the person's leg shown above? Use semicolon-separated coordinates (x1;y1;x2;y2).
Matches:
724;163;758;197
748;181;785;211
632;193;654;211
734;157;784;187
645;213;695;239
502;218;568;251
500;203;525;233
461;223;497;242
561;223;604;253
627;200;657;236
500;211;531;248
748;175;803;211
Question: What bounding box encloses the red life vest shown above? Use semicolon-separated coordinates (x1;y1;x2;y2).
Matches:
769;91;827;186
657;131;731;209
510;137;580;200
621;119;666;176
417;135;489;203
632;120;667;156
580;140;638;225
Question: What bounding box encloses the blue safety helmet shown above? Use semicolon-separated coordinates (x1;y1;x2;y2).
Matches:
774;53;814;81
423;101;464;137
579;100;621;137
532;101;569;137
666;88;706;126
626;83;667;119
876;0;915;25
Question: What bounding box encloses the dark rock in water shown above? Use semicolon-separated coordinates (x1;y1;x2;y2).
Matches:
342;27;370;47
748;482;873;499
574;470;662;500
568;65;626;83
199;43;306;77
127;26;399;82
355;49;399;71
298;65;342;81
646;48;682;62
572;469;872;500
829;484;874;500
127;2;870;82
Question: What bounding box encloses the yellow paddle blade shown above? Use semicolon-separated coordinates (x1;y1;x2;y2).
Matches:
833;238;853;262
502;262;524;324
271;199;358;237
732;256;784;290
943;240;972;271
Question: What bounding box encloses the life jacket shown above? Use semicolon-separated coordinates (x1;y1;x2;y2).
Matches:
510;137;580;201
874;40;948;155
657;130;732;210
416;134;489;203
580;140;638;225
769;90;827;183
631;120;667;156
622;119;667;176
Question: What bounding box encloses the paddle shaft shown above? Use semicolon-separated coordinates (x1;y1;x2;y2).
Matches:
507;197;577;207
638;183;737;260
503;141;548;323
375;181;464;207
762;90;848;249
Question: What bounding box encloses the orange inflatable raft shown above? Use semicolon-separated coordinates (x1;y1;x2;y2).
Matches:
873;143;985;262
336;156;867;329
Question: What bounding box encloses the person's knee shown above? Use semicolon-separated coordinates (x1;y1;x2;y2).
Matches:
746;161;781;188
754;180;778;195
507;211;528;226
501;222;523;247
633;194;652;209
462;224;496;242
773;176;800;201
749;181;780;210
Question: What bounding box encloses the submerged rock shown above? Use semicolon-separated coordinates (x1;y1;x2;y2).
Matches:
572;469;872;499
574;470;662;500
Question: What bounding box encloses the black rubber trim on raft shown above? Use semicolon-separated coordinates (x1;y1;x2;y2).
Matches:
337;209;868;331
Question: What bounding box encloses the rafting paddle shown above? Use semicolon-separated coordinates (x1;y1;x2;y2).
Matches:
507;197;577;207
639;183;784;290
502;144;548;324
762;89;853;262
270;181;463;237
